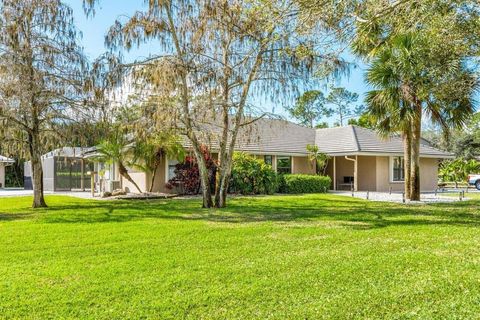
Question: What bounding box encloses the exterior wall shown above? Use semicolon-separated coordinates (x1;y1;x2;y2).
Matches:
43;157;55;191
376;157;403;192
121;171;149;193
325;155;440;192
419;158;439;191
331;156;354;190
292;156;316;175
0;164;5;188
150;156;168;193
357;156;377;191
376;156;439;192
24;159;54;191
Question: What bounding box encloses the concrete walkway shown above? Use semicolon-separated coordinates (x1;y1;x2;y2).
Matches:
331;190;476;204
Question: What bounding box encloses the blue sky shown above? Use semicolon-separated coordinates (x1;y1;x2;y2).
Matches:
66;0;369;122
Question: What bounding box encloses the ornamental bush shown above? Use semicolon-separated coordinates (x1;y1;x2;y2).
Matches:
282;174;331;194
166;146;217;195
230;153;277;195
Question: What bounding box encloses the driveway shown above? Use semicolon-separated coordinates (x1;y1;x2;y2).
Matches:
0;189;98;200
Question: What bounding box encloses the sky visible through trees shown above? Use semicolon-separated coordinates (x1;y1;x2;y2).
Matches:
66;0;368;125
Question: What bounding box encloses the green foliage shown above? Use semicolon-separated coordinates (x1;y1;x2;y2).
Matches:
306;144;330;175
282;174;331;194
326;87;363;127
230;153;277;195
348;113;376;129
439;158;480;183
425;112;480;159
315;122;329;129
286;90;331;128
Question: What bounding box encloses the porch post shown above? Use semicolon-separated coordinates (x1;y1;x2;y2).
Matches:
80;159;85;191
333;156;337;191
354;155;358;192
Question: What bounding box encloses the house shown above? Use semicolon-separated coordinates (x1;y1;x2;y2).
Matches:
0;155;15;188
317;125;452;192
100;120;452;193
27;120;453;194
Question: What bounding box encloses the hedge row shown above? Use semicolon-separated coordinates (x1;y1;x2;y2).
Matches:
280;174;331;194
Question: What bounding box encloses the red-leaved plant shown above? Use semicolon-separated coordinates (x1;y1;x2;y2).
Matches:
166;146;217;195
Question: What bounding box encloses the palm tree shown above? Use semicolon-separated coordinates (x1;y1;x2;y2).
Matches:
96;132;143;194
363;33;477;200
130;133;185;192
306;144;330;175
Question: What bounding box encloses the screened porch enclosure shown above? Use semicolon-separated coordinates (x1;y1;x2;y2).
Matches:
54;157;93;191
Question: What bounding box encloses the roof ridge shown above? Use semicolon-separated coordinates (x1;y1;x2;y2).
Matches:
350;125;361;152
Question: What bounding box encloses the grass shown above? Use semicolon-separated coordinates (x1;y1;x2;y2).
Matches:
1;194;480;319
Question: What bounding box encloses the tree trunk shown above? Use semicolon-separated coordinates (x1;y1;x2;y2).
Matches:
118;162;142;193
148;155;162;193
194;148;213;208
149;165;158;193
31;150;47;208
29;133;47;208
215;159;231;208
410;105;422;201
403;130;412;200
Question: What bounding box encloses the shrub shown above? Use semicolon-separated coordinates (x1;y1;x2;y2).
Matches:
439;158;480;183
230;153;277;195
276;174;287;193
282;174;331;194
166;146;217;195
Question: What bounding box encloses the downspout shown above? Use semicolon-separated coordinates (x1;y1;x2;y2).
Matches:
345;155;358;191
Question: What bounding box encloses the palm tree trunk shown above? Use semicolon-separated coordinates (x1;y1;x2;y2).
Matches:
118;162;142;193
410;105;422;201
403;130;412;200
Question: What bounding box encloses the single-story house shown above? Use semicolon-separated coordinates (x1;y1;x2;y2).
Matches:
27;120;453;194
0;155;15;188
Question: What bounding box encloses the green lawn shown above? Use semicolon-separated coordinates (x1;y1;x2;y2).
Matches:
1;194;480;319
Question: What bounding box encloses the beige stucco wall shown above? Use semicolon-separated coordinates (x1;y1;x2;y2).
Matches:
375;157;403;192
121;171;149;193
419;158;439;191
292;156;316;175
324;155;440;192
376;156;439;192
358;156;377;191
0;164;5;188
150;156;169;193
328;156;355;190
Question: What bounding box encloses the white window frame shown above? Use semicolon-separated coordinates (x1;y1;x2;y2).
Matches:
390;156;405;183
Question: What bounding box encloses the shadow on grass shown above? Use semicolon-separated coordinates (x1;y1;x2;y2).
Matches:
0;212;34;221
2;194;471;230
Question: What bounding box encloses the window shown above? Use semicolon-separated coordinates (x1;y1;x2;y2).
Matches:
264;155;273;166
277;156;292;174
391;157;405;182
168;159;179;180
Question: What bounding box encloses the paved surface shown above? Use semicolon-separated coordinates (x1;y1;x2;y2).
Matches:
332;191;478;204
0;189;101;200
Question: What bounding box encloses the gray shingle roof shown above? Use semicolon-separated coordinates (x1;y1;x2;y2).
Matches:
0;155;14;163
315;125;453;158
234;119;316;155
183;118;316;155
